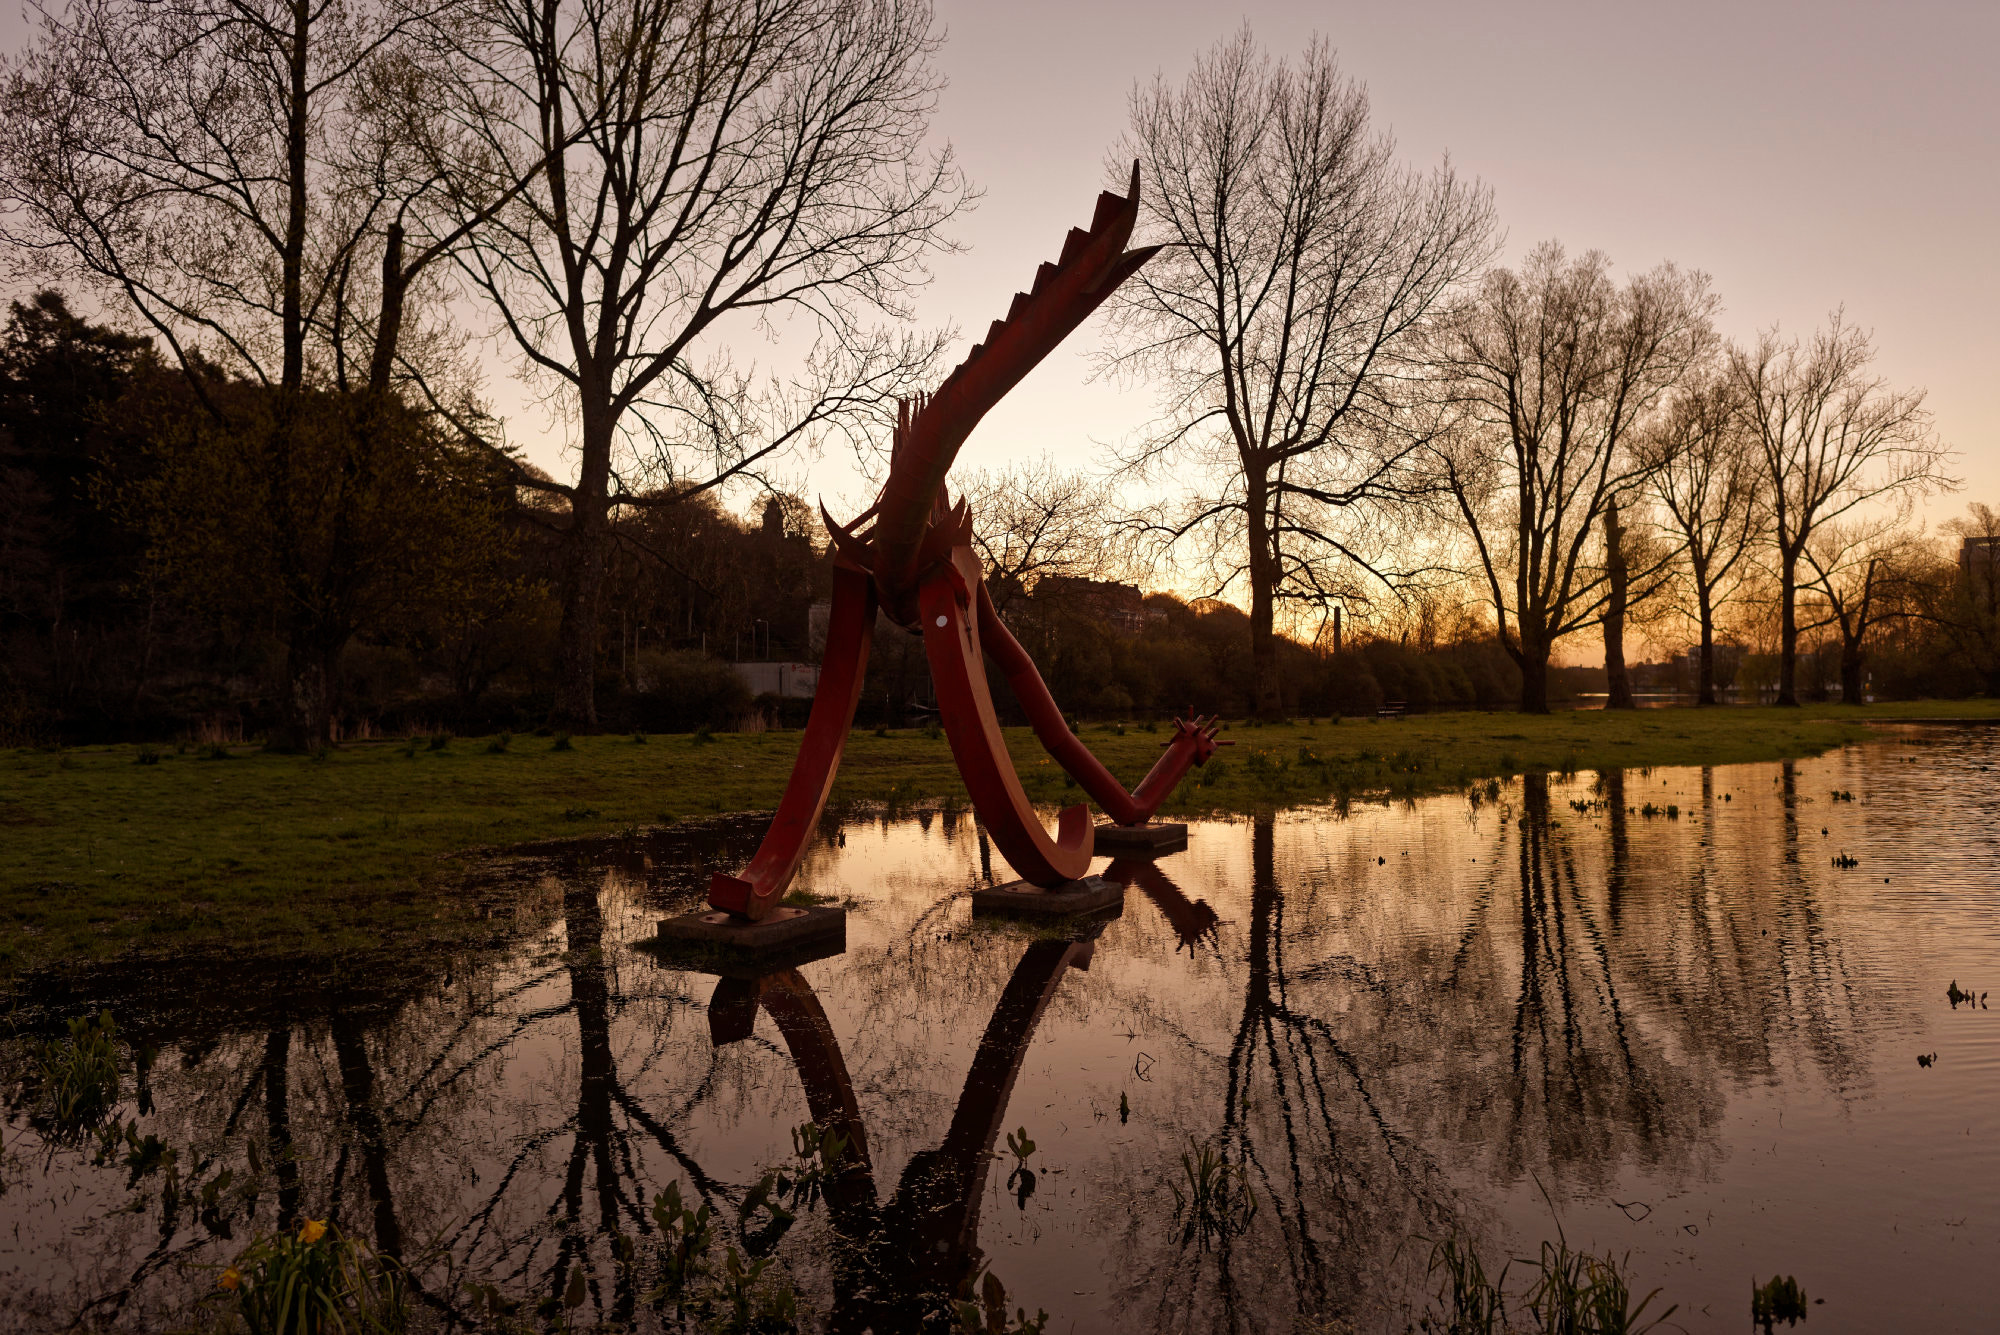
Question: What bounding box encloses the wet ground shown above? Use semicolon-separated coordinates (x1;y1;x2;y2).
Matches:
3;726;1997;1332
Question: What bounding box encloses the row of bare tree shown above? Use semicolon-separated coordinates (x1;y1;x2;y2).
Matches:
0;11;1973;730
1102;28;1958;714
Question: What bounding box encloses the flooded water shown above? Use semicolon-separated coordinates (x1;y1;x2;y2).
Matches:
4;726;1998;1332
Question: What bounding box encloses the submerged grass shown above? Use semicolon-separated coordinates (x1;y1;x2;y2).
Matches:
1;700;1989;979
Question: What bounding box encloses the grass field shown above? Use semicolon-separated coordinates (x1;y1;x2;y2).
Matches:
3;699;1993;979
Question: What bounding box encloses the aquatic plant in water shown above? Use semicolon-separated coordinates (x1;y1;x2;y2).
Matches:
1170;1139;1258;1251
220;1218;407;1335
33;1009;121;1141
1413;1227;1674;1335
1752;1274;1809;1330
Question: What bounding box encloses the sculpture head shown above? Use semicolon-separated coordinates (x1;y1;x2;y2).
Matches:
822;163;1159;626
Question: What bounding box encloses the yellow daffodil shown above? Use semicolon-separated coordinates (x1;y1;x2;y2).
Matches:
298;1219;327;1244
218;1267;242;1291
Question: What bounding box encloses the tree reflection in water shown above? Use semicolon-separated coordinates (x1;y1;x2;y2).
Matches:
0;757;1907;1333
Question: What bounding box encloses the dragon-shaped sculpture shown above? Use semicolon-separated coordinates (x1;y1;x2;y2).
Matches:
710;166;1222;921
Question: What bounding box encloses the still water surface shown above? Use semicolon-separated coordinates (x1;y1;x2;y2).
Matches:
4;727;1997;1332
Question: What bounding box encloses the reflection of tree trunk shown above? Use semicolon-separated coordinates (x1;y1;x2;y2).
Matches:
331;1016;405;1261
1222;814;1324;1314
1780;761;1798;864
562;882;635;1325
262;1027;300;1230
1510;775;1550;1137
1603;769;1628;926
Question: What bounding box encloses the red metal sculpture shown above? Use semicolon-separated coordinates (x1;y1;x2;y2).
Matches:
709;167;1221;921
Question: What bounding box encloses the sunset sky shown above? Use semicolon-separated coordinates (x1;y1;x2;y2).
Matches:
784;0;1998;531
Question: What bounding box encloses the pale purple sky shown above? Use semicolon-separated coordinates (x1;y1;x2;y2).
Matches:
834;0;1997;526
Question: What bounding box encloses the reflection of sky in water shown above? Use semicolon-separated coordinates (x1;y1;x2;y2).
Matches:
3;729;1997;1332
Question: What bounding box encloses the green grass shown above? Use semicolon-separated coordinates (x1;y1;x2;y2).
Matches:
2;700;1991;980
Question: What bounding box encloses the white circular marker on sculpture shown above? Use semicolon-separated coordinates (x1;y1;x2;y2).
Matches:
935;615;947;627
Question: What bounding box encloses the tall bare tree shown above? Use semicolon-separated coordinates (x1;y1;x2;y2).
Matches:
0;0;447;396
1432;244;1714;712
1641;371;1763;704
0;0;519;744
1106;28;1495;718
1797;517;1919;705
429;0;966;727
957;458;1119;613
1729;315;1951;706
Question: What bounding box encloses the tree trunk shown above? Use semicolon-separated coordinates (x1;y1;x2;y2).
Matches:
554;512;606;730
1602;500;1634;709
1696;585;1717;706
1519;641;1551;714
368;223;407;395
1245;467;1282;719
554;410;613;729
1840;641;1865;705
1776;549;1800;706
276;632;341;750
281;0;310;394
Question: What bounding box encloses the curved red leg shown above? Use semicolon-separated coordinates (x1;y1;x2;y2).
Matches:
920;546;1093;885
973;580;1219;825
708;564;876;918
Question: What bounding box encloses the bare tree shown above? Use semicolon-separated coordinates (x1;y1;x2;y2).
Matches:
1799;517;1920;705
1924;503;2000;695
0;0;450;396
1729;314;1952;706
1431;244;1715;712
1106;28;1495;719
956;458;1119;613
427;0;966;728
1642;371;1763;704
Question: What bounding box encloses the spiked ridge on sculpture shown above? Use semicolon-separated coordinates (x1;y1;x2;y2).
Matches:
709;165;1223;921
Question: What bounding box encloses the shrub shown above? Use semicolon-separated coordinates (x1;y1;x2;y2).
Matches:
630;649;752;733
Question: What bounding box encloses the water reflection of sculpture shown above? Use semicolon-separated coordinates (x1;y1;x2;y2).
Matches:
705;934;1097;1329
707;169;1222;922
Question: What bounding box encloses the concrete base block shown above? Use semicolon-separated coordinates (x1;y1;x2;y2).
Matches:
971;875;1123;919
649;905;846;975
1093;822;1189;855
